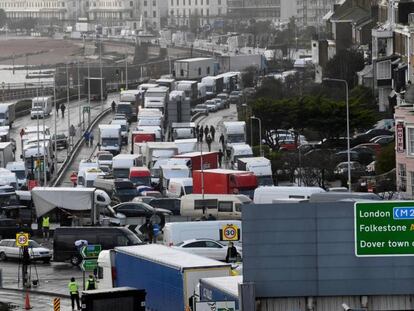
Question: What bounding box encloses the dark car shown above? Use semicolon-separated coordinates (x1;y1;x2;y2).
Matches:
352;129;393;146
147;198;181;216
114;179;139;203
52;133;68;150
112;202;172;218
0;218;32;239
53;226;142;265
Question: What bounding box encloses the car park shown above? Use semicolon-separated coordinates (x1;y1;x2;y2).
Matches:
0;239;52;263
172;238;242;261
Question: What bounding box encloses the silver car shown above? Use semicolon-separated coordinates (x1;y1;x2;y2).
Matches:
0;239;52;263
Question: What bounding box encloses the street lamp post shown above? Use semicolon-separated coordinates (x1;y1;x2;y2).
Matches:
251;116;262;156
323;78;351;192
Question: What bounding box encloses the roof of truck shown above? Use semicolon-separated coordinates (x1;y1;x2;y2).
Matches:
200;276;243;298
177;57;214;62
115;244;231;270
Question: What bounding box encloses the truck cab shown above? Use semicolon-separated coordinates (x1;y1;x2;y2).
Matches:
112;154;142;179
31;97;52;119
99;124;122;155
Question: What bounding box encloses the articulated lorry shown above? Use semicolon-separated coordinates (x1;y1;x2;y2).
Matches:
84;77;107;101
97;244;231;311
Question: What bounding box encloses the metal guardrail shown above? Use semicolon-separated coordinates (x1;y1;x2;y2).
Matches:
51;107;111;187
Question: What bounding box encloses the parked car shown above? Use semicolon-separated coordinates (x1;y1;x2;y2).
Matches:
352;129;393;145
191;104;209;116
147;198;181;216
110;202;172;219
52;133;68;150
216;93;229;108
350;146;376;165
370;135;394;146
0;239;52;263
204;100;218;112
334;161;366;177
353;143;382;156
335;150;360;163
172;238;242;261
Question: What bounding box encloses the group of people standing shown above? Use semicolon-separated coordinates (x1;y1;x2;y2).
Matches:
195;125;217;152
83;130;95;147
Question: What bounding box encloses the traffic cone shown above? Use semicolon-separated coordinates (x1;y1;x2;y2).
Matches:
24;291;32;310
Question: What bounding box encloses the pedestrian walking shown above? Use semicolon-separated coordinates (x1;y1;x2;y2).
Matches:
218;149;224;167
55;103;60;114
195;125;200;141
204;125;209;141
60;103;66;118
111;100;116;113
225;242;239;263
206;134;212;152
89;132;94;147
22;245;31;287
68;277;81;311
144;218;154;244
219;133;225;150
83;131;90;147
198;130;204;143
210;125;216;141
42;216;50;242
86;274;96;290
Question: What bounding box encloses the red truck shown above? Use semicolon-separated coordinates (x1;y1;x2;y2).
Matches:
174;152;218;171
131;131;156;153
192;168;257;197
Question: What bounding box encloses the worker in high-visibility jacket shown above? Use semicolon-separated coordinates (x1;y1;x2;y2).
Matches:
68;277;81;311
42;216;50;242
86;274;96;290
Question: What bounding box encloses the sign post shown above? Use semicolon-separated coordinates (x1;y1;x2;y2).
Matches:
80;245;101;289
355;201;414;256
220;224;240;242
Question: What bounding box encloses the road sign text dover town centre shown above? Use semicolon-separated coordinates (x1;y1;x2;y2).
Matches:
355;201;414;256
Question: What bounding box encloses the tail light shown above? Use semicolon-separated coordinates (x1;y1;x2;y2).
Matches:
111;266;117;284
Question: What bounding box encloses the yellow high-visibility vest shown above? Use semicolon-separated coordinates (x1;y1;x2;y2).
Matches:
68;281;78;294
42;217;49;227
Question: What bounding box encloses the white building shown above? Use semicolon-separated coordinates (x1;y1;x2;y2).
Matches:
0;0;71;21
168;0;227;28
296;0;339;28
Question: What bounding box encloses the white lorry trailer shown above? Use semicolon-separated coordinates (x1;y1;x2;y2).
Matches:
0;103;16;128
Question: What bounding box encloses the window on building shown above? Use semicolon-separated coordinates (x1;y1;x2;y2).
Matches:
171;0;173;5
130;11;133;17
201;0;203;4
206;0;209;4
206;8;209;15
410;171;414;196
399;164;407;191
130;0;133;6
170;9;174;15
183;0;185;5
218;0;221;4
180;69;184;77
218;7;221;14
195;0;197;4
144;0;147;5
144;11;147;17
408;128;414;155
201;8;203;15
207;66;210;74
153;11;156;17
189;0;191;5
176;0;179;5
153;0;156;5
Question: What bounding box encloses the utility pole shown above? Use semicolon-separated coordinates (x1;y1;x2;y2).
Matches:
66;63;70;154
99;36;104;112
77;61;81;127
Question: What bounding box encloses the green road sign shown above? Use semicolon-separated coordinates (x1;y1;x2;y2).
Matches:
83;106;91;113
355;201;414;256
81;244;102;259
81;259;98;272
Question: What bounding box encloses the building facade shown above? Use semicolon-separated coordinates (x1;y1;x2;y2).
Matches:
168;0;227;27
0;0;71;21
296;0;338;28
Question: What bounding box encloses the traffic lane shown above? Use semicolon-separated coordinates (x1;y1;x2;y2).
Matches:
0;260;83;296
10;93;118;159
195;104;238;152
0;290;73;310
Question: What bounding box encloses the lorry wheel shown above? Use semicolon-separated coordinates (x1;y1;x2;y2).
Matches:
0;252;7;261
70;255;81;266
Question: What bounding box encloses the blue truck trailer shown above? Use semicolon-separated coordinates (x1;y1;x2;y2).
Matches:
199;275;242;310
112;244;231;311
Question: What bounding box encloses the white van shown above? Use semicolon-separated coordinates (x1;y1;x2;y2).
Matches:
230;144;253;168
160;165;190;190
97;250;113;289
111;119;129;144
167;178;193;198
180;194;251;220
163;220;242;246
31;97;52;119
6;161;26;188
253;186;325;204
77;167;105;188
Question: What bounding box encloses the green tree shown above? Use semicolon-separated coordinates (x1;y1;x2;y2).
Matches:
241;66;257;88
0;9;6;28
376;143;396;174
325;49;365;89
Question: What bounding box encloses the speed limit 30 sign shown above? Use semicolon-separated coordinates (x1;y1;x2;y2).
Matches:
16;233;29;247
220;224;240;241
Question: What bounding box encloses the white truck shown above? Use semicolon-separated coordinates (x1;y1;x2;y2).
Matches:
112;154;142;179
223;121;246;151
31;97;52;119
31;187;111;225
23;143;52;180
229;144;253;167
160;164;190;191
110;119;129;144
77;168;105;188
201;76;224;98
0;142;14;168
174;138;198;154
166;177;193;198
0;103;16;128
6;161;26;188
171;122;196;140
144;86;169;113
143;142;179;169
99;124;122;155
237;157;273;186
253;186;326;204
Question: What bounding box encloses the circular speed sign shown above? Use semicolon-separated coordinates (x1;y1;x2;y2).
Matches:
16;233;29;247
221;224;239;241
